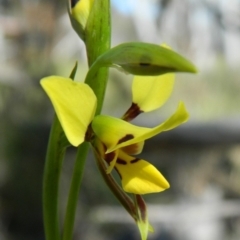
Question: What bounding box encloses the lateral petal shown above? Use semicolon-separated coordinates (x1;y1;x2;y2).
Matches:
132;72;174;112
115;150;169;194
40;76;97;146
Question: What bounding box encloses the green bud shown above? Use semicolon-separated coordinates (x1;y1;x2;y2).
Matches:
67;0;94;40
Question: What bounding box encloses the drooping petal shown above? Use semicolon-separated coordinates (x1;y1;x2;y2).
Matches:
92;102;189;153
115;150;169;194
132;72;174;112
40;76;97;146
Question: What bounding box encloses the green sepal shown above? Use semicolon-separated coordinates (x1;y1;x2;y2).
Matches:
85;42;197;82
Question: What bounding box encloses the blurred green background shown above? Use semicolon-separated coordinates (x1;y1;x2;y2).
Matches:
0;0;240;239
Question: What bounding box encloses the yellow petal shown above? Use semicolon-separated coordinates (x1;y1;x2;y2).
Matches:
71;0;94;29
92;102;189;153
132;72;174;112
132;44;174;112
40;76;97;146
115;150;169;194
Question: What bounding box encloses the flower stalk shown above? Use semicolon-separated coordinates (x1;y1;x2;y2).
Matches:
43;1;111;239
62;0;111;240
43;116;65;240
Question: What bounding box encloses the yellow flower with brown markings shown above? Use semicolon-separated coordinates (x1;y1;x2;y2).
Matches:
40;74;188;195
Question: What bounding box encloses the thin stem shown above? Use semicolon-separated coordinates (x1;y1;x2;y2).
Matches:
43;116;65;240
85;0;111;114
62;142;90;240
62;0;111;239
93;148;136;219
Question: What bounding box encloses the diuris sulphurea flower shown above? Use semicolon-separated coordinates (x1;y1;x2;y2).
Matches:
40;74;188;195
43;1;197;239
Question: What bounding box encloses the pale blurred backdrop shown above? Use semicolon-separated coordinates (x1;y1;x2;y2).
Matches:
0;0;240;240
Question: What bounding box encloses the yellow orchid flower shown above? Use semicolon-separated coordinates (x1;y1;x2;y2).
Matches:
123;45;175;121
40;75;189;195
91;102;188;194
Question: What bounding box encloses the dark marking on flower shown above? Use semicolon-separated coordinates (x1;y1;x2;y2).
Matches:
117;159;127;165
85;124;93;142
122;103;142;122
71;0;80;8
104;152;116;164
136;195;147;220
130;158;140;164
118;134;134;144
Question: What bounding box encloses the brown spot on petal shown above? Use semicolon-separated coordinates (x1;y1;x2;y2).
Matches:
85;124;93;142
130;158;140;164
136;195;147;220
118;134;134;144
104;152;116;164
117;159;127;165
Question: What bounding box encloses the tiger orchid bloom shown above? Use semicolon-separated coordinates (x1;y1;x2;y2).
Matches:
40;74;189;195
91;101;187;194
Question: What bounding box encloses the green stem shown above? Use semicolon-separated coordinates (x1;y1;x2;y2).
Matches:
84;0;111;114
93;148;136;219
62;142;89;240
43;116;65;240
62;0;111;240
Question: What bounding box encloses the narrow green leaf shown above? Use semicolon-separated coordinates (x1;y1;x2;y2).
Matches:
86;42;197;82
69;61;78;79
43;116;65;240
62;142;90;240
